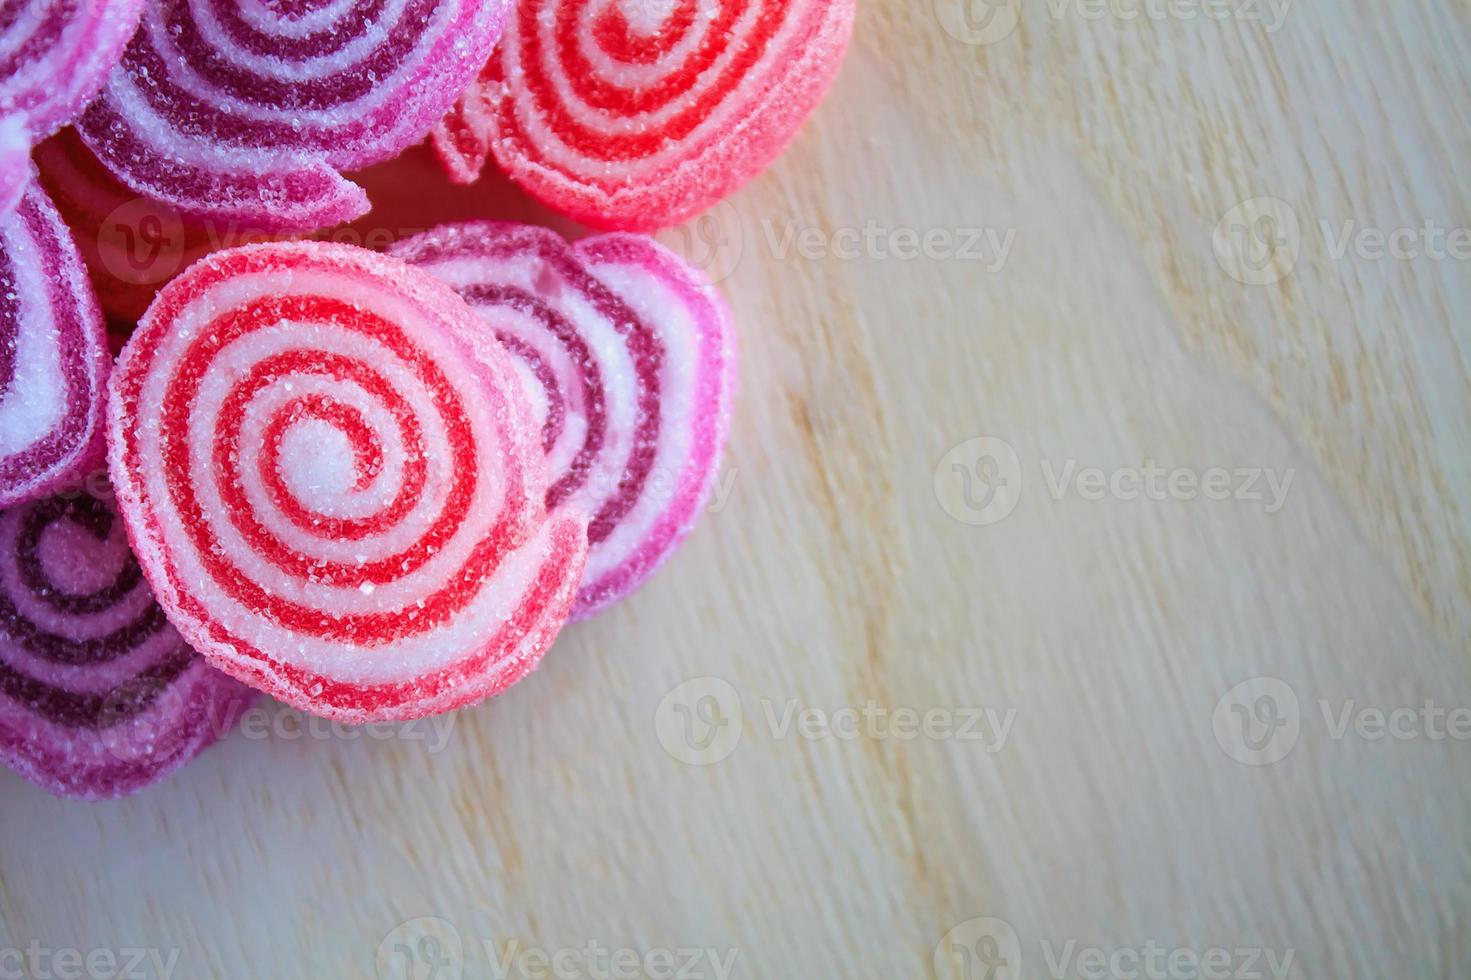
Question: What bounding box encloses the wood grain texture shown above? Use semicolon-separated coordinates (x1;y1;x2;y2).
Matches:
3;1;1470;977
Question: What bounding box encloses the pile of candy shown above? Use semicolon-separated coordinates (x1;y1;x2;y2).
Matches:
0;0;851;799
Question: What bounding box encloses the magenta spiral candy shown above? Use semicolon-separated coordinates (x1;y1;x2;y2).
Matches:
394;223;735;620
78;0;510;233
0;0;145;214
0;491;255;800
0;181;109;508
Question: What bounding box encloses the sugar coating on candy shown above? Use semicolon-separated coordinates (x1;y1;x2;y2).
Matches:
432;0;855;230
0;0;146;215
0;491;255;800
109;241;589;723
394;223;735;620
78;0;511;234
0;181;110;508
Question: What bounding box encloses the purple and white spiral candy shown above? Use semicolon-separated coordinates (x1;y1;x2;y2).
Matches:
78;0;510;233
0;181;109;508
0;491;255;799
394;222;736;620
0;0;145;214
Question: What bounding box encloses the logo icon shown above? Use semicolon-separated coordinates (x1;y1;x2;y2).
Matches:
1213;197;1302;285
661;198;744;284
655;677;743;765
934;917;1022;980
934;0;1022;46
934;437;1022;526
1213;677;1301;766
97;198;188;286
375;918;464;980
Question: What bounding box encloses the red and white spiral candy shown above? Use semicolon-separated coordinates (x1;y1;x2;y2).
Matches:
394;223;734;620
432;0;855;230
0;491;254;800
0;0;144;214
78;0;510;233
109;241;589;722
0;181;109;507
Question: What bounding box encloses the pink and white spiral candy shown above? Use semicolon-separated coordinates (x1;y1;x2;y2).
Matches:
0;182;109;507
78;0;510;233
0;0;145;214
394;223;735;620
110;241;589;722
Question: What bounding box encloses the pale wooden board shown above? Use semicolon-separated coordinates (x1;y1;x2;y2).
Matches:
3;1;1470;977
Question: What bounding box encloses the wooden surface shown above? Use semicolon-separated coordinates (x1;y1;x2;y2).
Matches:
4;1;1471;977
